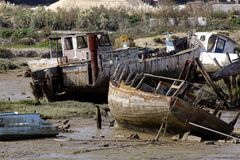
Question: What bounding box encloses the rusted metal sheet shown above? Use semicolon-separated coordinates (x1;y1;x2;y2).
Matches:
0;113;58;140
88;34;98;84
62;63;90;87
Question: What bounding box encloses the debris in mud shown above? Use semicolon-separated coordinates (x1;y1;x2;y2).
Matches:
204;141;215;145
99;144;109;147
127;133;140;140
218;140;226;143
58;120;71;132
24;69;31;77
171;134;181;141
185;135;202;142
63;119;69;125
109;120;115;127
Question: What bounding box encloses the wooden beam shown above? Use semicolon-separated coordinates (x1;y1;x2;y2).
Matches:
195;58;227;100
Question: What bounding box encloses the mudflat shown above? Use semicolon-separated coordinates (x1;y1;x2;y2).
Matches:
0;58;240;160
0;118;240;160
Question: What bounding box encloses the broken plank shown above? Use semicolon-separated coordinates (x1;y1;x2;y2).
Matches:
195;58;227;100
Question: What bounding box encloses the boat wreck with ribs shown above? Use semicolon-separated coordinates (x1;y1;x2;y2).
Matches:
27;31;239;102
108;70;238;139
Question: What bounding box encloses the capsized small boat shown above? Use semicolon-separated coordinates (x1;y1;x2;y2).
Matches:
0;113;58;140
108;73;235;139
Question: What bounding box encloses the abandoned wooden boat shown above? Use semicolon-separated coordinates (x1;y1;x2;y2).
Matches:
28;31;239;101
0;113;58;140
169;97;233;139
108;73;235;139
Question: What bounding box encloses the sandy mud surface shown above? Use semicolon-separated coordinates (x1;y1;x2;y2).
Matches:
0;60;240;160
0;118;240;160
0;69;33;101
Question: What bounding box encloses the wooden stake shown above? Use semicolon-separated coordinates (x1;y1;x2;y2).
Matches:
96;105;102;129
155;119;165;141
30;82;41;105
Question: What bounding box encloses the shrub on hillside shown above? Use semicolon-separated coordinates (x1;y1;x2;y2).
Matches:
10;7;32;29
231;16;240;28
76;6;120;31
211;10;229;19
0;2;238;42
51;8;78;30
31;7;51;29
0;28;14;39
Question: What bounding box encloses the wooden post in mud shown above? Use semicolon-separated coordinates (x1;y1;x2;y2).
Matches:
30;82;41;105
155;121;164;141
96;105;102;129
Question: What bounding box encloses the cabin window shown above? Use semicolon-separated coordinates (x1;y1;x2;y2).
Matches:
64;37;73;50
50;38;63;58
207;35;217;52
200;35;205;41
97;34;111;46
215;38;225;53
76;36;87;49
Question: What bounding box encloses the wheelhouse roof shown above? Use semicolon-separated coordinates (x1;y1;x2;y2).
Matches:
49;31;108;40
195;32;237;44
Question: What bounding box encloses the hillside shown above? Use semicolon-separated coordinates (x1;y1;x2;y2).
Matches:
6;0;57;5
48;0;153;11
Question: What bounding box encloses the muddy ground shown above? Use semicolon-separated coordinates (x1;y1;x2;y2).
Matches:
1;118;240;160
0;69;33;101
1;58;240;160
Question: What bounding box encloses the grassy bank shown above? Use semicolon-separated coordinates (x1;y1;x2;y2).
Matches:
0;100;103;119
0;58;30;72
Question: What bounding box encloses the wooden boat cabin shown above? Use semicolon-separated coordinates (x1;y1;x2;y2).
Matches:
28;31;239;101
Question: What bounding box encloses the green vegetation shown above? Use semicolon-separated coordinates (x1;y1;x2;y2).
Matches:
0;58;20;71
0;100;101;119
0;3;239;48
